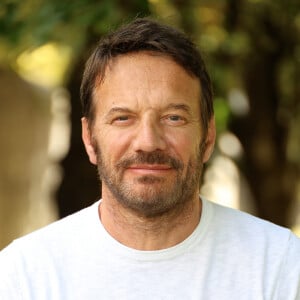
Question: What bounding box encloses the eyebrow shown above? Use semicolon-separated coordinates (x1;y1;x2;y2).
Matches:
105;103;192;118
164;103;192;115
106;107;133;116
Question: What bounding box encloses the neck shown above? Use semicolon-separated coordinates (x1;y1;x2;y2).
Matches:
98;189;202;251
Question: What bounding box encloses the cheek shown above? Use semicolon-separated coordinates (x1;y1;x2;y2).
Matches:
166;126;202;156
97;129;133;162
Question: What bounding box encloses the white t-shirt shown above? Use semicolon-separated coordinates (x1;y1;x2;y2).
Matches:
0;198;299;299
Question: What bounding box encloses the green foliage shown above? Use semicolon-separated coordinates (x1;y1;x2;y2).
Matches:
0;0;150;59
214;97;231;133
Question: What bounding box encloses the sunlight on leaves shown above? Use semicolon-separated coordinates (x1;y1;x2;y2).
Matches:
14;43;72;87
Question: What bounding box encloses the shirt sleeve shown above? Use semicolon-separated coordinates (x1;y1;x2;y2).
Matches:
0;242;23;299
276;232;300;300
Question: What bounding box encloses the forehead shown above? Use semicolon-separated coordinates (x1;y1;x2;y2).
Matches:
93;52;201;113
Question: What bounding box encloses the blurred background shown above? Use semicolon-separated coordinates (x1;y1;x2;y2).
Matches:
0;0;300;249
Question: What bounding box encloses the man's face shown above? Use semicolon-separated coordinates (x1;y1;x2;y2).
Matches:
82;52;215;217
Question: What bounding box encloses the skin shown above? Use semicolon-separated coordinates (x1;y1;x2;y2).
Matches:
82;52;215;250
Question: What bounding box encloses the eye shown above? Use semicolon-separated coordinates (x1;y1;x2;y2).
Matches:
111;115;133;126
169;115;181;121
162;114;187;126
116;115;129;121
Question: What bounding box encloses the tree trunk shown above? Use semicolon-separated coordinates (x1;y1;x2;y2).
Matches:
228;4;298;227
230;56;296;226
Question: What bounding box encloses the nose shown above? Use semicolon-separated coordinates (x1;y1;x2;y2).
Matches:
132;116;167;152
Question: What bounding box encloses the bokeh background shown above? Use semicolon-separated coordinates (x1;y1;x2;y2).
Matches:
0;0;300;249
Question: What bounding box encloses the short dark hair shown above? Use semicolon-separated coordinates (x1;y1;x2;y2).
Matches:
80;17;213;134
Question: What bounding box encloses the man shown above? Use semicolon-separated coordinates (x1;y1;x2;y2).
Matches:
0;18;299;299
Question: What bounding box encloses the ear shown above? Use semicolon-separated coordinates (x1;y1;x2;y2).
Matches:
202;117;216;163
81;117;97;165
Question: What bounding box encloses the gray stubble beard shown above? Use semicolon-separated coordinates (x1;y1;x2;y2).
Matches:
95;146;204;218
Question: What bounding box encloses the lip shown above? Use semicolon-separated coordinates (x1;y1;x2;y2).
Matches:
126;164;173;174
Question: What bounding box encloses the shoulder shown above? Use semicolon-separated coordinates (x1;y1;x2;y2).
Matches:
203;198;300;259
206;198;294;238
202;199;300;298
0;201;101;298
1;200;100;258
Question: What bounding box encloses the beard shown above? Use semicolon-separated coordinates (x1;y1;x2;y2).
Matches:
95;146;204;218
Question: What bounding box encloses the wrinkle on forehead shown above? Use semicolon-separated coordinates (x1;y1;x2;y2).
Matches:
93;52;201;116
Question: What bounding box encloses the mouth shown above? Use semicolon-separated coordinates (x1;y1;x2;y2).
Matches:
126;164;173;175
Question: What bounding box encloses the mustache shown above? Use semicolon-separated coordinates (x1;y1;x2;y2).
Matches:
116;151;183;170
